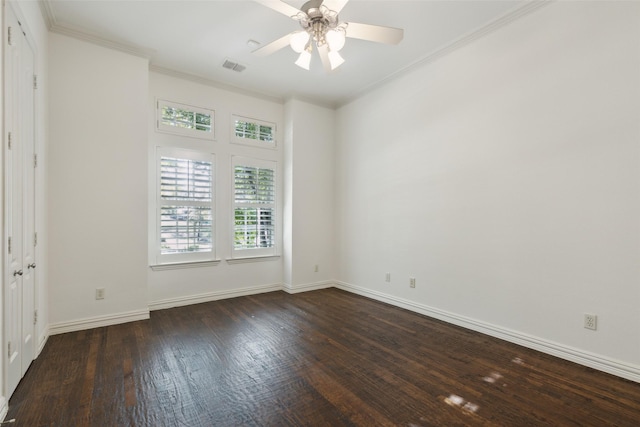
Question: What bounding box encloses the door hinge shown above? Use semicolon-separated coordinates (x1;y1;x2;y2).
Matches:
33;74;38;90
7;342;11;358
8;132;12;150
34;310;38;325
34;153;38;168
8;237;12;254
8;26;13;46
34;232;38;246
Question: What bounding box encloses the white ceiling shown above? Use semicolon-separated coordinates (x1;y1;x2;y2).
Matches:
43;0;529;107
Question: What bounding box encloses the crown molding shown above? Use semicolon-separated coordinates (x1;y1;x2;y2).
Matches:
39;0;155;59
149;64;285;105
39;0;551;109
284;94;337;110
39;0;57;29
335;0;553;108
39;0;283;105
49;23;156;59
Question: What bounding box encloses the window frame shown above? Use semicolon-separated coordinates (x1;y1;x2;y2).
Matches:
155;147;215;265
231;114;277;149
231;156;278;259
156;99;215;140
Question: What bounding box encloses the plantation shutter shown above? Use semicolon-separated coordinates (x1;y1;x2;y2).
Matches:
232;157;277;254
157;148;214;263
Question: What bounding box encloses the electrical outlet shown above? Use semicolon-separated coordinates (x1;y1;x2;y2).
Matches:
314;264;319;273
584;314;597;330
409;277;416;288
385;272;391;282
96;288;105;300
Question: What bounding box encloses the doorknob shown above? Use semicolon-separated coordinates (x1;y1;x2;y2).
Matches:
28;263;36;269
13;270;23;277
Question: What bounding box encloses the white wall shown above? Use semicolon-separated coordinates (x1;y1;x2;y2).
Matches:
283;99;335;291
48;33;149;326
283;100;294;288
147;72;284;307
335;1;640;376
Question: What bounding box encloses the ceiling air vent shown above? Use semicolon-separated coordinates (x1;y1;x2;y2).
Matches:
222;59;246;73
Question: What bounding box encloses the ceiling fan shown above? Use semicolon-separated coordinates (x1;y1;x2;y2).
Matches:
253;0;404;71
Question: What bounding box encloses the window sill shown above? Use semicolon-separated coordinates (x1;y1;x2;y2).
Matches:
226;255;280;265
150;260;221;271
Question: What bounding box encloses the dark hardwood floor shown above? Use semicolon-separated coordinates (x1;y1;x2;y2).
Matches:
5;288;640;426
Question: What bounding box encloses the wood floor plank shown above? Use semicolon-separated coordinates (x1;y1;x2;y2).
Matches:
5;288;640;426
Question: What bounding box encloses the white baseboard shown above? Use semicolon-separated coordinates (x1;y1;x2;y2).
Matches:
49;309;150;335
0;397;7;424
283;280;334;294
335;281;640;383
149;283;282;311
37;328;49;356
39;280;640;383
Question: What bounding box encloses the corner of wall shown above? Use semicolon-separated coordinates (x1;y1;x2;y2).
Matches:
285;99;337;287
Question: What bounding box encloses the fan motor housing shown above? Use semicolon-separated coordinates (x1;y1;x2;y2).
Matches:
301;0;325;17
298;0;340;44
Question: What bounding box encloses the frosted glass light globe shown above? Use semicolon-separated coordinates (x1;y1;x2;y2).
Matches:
328;51;345;70
295;51;312;70
326;29;346;52
290;31;310;53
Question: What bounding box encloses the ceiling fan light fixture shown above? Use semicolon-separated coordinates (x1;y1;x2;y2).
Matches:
290;31;310;53
255;0;403;72
295;50;312;70
326;29;346;52
328;50;345;70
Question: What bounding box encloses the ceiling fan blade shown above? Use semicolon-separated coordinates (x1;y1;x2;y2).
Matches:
321;0;349;14
345;22;404;45
254;0;302;19
317;44;333;73
252;33;294;57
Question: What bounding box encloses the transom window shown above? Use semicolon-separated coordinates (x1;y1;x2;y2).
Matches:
157;99;214;140
232;115;276;148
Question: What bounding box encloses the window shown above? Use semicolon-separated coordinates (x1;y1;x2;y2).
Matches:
157;99;214;140
232;156;277;257
232;115;276;148
156;148;214;264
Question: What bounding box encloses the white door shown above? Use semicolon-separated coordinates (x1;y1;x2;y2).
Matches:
4;4;37;398
19;11;36;376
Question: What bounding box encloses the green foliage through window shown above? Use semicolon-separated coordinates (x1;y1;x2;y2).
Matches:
234;164;275;250
162;106;211;132
234;118;274;143
234;207;273;250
